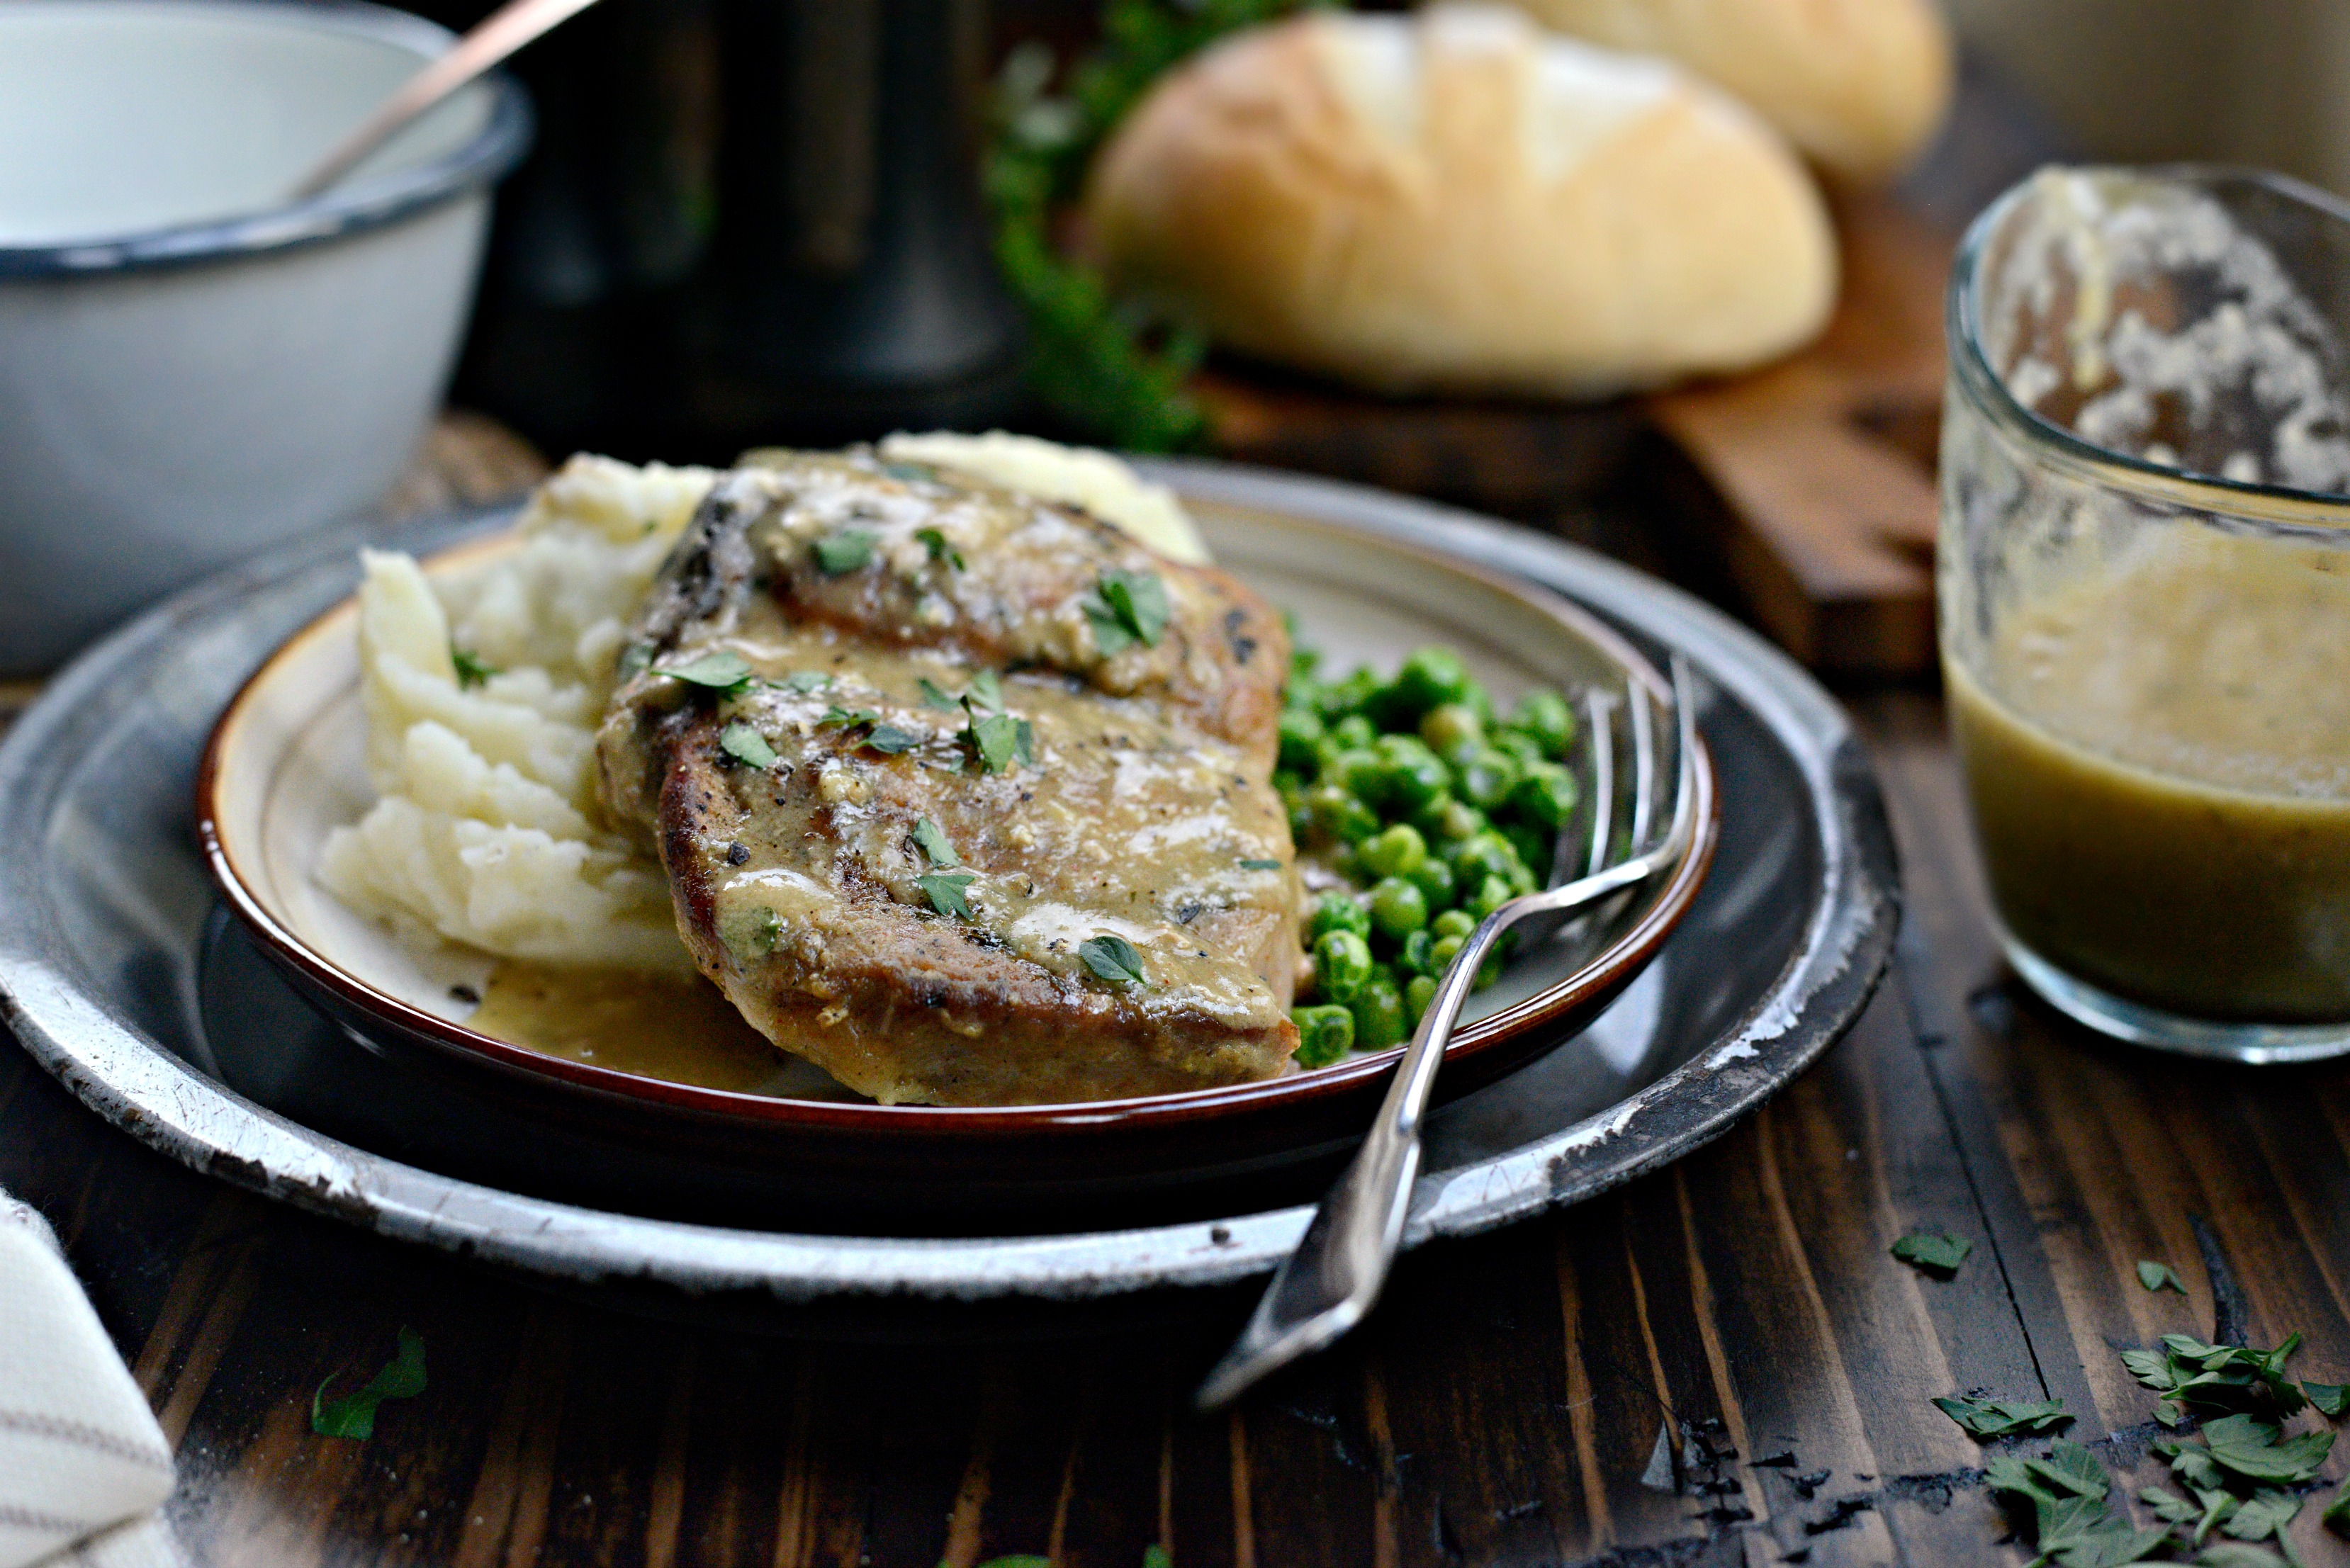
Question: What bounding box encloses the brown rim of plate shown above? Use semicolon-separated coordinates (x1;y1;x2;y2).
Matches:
194;512;1720;1135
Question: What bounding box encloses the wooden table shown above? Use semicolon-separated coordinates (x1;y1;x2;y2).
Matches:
8;662;2349;1564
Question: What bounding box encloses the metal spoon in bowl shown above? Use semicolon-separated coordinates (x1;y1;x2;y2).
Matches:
1196;655;1704;1411
288;0;600;202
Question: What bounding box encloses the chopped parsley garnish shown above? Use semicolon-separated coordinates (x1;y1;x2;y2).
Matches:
2137;1260;2186;1294
450;645;497;689
617;641;654;681
2305;1381;2350;1418
1239;857;1283;871
662;650;754;694
912;817;959;867
1079;934;1145;986
812;529;879;574
916;526;965;569
1891;1231;1972;1276
913;872;975;920
966;670;1003;713
880;461;931;483
1985;1440;2167;1567
821;706;882;728
718;722;778;769
1932;1392;2073;1438
918;677;960;709
771;671;832;694
2327;1478;2350;1537
312;1326;426;1440
967;706;1035;774
864;724;918;754
1084;569;1169;654
2123;1332;2310;1421
2173;1414;2334;1486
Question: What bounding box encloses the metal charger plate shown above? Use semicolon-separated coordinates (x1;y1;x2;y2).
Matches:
0;460;1897;1322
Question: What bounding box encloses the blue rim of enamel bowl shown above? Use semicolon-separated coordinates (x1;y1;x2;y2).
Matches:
0;0;533;280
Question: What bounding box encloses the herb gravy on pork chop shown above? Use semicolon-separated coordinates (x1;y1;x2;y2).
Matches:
595;450;1303;1105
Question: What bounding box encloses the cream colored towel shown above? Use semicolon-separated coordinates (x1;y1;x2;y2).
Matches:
0;1192;181;1568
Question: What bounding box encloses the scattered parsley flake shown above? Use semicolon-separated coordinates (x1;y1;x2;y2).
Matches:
913;872;975;920
1079;934;1145;986
916;526;965;569
966;670;1003;713
2326;1477;2350;1538
616;641;654;681
821;706;881;729
2198;1414;2334;1484
879;461;931;483
1239;857;1283;872
912;818;959;867
918;677;960;709
2303;1381;2349;1418
662;650;754;694
2138;1260;2188;1294
718;722;778;769
1933;1393;2073;1438
312;1326;426;1440
2126;1333;2309;1418
967;708;1032;774
812;529;879;574
1985;1440;2168;1566
772;671;832;694
1085;569;1169;653
863;724;919;754
450;645;497;689
1891;1231;1972;1276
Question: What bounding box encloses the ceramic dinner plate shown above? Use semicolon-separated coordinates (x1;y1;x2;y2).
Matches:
0;461;1896;1322
194;506;1717;1221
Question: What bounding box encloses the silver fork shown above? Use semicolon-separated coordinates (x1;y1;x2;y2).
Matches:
1196;655;1703;1411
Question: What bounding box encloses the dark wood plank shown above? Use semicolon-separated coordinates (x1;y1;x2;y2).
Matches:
13;684;2350;1566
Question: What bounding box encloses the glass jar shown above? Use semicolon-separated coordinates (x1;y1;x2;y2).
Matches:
1941;166;2350;1063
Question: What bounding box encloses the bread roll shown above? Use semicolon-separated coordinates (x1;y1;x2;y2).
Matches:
1085;6;1836;400
1502;0;1952;181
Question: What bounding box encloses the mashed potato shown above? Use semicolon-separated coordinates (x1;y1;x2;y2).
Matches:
320;441;1206;971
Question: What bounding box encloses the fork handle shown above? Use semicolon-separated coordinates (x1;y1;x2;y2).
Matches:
1192;906;1502;1409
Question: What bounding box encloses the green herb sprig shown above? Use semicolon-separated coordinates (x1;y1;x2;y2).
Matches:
1891;1231;1972;1277
451;645;497;689
983;0;1337;450
312;1326;427;1440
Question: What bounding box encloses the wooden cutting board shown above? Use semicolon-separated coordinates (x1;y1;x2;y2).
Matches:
1194;189;1952;679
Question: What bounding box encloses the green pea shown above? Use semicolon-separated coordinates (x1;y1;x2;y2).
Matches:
1351;974;1407;1051
1488;731;1544;769
1357;823;1427;879
1329;746;1383;799
1306;891;1372;944
1404;854;1456;911
1405;974;1438;1027
1507;762;1578;833
1458;748;1522;811
1278;708;1326;774
1468;872;1514;920
1427;797;1488;842
1290;644;1322;684
1388;646;1474;719
1291;1005;1355;1068
1429;932;1466;973
1312;929;1375;1003
1367;876;1429;941
1331;713;1377;750
1462;679;1497;729
1432;908;1476;941
1308;784;1380;844
1370;734;1450;813
1448;830;1528;891
1419;702;1485;763
1504;825;1553;884
1397;928;1437;976
1508;687;1575;756
1315;667;1381;723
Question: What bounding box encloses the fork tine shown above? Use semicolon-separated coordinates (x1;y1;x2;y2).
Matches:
1580;690;1614;880
1665;655;1698;852
1626;672;1657;853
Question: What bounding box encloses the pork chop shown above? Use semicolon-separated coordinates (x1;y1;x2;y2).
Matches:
595;449;1302;1105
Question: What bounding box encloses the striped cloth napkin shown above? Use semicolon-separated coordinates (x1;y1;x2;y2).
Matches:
0;1192;181;1568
